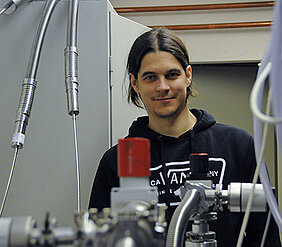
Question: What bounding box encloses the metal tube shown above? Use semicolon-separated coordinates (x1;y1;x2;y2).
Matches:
67;0;79;47
65;0;80;115
166;189;201;247
150;21;272;31
26;0;59;79
0;148;19;217
65;0;81;213
11;0;59;149
115;2;274;13
115;2;273;31
0;0;30;15
72;114;81;212
0;1;14;15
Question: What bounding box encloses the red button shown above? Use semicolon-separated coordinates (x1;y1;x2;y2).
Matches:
118;138;150;177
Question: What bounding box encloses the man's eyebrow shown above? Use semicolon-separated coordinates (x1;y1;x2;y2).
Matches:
141;71;156;77
167;68;182;73
141;68;182;78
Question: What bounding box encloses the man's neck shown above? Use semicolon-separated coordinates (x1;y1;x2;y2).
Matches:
148;110;197;138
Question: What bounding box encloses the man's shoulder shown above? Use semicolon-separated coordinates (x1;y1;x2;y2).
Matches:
212;122;253;139
204;123;254;151
102;144;118;162
193;108;253;141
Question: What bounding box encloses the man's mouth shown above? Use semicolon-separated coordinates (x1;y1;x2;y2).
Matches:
153;96;175;101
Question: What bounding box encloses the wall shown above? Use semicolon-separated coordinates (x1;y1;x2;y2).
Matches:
110;0;273;63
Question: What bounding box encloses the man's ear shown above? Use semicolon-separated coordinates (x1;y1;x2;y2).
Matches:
129;73;139;93
186;65;192;86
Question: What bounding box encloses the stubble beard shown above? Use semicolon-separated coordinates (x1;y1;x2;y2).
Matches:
153;97;188;119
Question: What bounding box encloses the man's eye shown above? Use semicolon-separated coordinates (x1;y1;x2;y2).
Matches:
144;75;156;81
166;73;180;79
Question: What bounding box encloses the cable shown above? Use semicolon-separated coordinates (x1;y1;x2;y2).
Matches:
236;86;272;247
0;0;31;15
11;0;60;149
72;114;81;212
250;63;282;124
64;0;79;116
255;0;282;231
0;1;13;15
260;210;272;247
251;62;282;230
1;0;59;218
273;130;278;203
65;0;81;212
0;147;19;217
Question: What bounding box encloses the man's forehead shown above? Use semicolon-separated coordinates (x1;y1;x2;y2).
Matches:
139;52;183;74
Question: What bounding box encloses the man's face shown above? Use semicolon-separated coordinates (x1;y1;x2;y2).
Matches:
130;51;191;120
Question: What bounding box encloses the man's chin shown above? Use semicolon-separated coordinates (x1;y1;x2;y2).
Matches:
154;110;178;119
151;102;187;119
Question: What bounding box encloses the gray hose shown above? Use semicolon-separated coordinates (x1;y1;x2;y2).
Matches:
11;0;60;149
64;0;80;115
166;189;201;247
0;0;29;15
251;0;282;231
26;0;59;80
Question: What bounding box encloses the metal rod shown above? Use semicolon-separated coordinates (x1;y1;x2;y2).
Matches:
115;1;274;13
65;0;79;116
67;0;79;47
0;147;19;217
26;0;59;79
72;114;81;212
11;0;59;149
0;1;14;15
150;21;272;31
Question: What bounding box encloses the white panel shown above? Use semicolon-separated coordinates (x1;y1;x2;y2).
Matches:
110;12;148;145
0;0;109;226
177;29;271;63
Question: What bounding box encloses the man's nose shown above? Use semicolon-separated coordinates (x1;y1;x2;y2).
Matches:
156;77;170;91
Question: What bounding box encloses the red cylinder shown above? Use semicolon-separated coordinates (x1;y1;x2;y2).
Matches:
118;137;150;177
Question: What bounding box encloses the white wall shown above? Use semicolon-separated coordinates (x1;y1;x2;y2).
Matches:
110;0;273;63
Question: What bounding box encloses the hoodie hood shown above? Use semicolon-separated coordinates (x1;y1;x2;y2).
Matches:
127;109;216;139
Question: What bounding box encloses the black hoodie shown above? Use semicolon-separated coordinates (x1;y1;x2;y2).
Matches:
89;109;280;247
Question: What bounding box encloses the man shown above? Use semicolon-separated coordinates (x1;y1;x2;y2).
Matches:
89;28;280;246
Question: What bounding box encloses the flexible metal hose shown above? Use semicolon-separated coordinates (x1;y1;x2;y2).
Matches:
166;189;200;247
64;0;79;116
65;0;81;212
11;0;60;149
